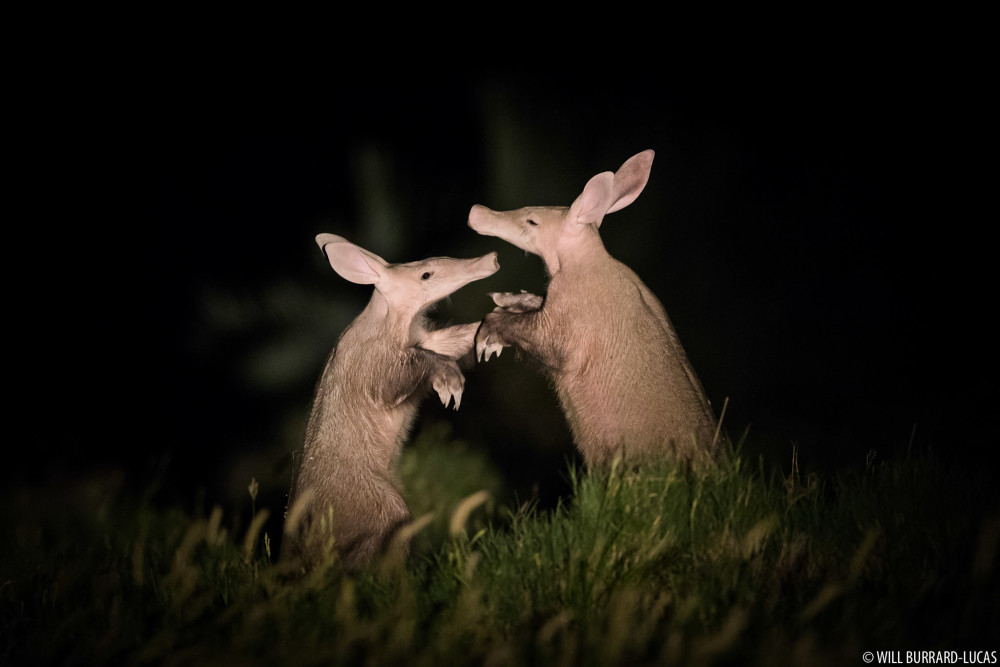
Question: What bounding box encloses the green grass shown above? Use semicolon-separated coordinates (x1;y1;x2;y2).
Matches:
2;436;997;665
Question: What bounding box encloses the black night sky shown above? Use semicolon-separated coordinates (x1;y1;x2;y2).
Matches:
11;47;991;513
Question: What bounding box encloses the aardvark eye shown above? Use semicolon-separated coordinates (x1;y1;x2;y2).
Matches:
421;272;432;280
526;219;538;226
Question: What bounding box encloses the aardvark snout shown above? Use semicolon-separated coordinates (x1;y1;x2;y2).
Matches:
468;205;493;233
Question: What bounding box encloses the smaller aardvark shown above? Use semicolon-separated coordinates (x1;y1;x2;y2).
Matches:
284;234;499;570
470;150;725;468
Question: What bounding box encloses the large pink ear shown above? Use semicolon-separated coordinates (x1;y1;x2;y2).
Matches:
316;234;386;285
568;171;615;227
607;149;654;214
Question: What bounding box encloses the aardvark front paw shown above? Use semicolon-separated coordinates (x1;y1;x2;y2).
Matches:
432;365;465;410
489;291;543;313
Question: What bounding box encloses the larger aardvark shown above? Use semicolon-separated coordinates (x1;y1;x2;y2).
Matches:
284;234;499;570
470;150;723;467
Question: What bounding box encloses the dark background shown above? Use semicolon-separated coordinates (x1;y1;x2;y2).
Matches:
11;47;991;516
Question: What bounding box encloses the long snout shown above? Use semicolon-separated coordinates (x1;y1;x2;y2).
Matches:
420;252;499;310
468;204;497;236
445;251;499;294
470;251;500;280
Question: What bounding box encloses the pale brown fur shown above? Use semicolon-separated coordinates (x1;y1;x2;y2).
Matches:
284;235;497;570
470;150;722;468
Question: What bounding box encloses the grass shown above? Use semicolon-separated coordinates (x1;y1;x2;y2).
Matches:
2;433;997;665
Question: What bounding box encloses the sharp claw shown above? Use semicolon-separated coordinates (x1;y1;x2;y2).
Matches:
452;389;463;410
482;341;503;361
436;386;449;406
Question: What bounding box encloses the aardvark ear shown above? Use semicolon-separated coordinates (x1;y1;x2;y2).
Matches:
607;149;654;214
568;171;616;228
316;234;387;285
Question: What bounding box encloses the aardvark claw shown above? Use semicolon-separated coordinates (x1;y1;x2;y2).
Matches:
435;383;450;407
433;375;464;410
477;339;504;362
